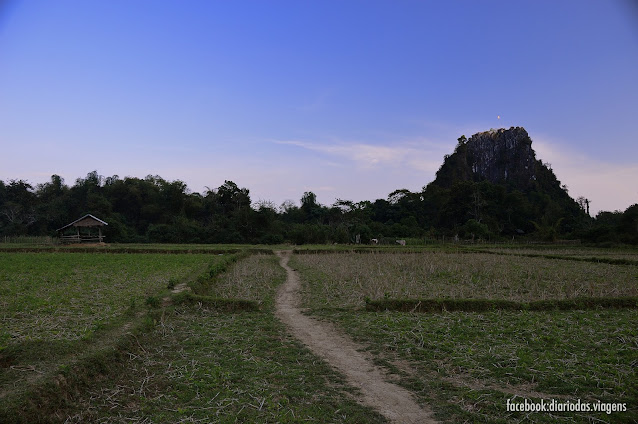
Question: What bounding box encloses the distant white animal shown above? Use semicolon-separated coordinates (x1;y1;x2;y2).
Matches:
370;238;378;245
396;240;406;246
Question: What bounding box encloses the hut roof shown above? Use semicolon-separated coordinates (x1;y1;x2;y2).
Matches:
57;214;109;232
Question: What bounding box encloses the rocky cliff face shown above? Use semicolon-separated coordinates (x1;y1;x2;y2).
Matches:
432;127;540;189
466;127;536;184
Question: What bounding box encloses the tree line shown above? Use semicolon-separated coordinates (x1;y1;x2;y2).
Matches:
0;171;636;245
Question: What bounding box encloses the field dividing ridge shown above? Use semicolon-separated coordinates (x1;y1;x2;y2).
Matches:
275;250;437;424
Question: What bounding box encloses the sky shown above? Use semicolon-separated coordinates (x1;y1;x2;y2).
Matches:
1;0;637;215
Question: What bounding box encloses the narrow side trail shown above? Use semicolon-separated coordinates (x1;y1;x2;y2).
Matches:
275;251;437;424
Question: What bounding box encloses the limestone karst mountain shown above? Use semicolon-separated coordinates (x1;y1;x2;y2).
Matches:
422;127;584;237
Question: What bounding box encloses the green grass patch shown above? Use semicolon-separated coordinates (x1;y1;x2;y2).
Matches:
187;250;250;295
0;251;221;421
186;253;286;311
472;245;638;262
0;252;215;342
6;245;636;423
171;292;260;311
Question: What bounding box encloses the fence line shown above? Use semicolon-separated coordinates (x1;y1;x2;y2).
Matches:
1;236;57;245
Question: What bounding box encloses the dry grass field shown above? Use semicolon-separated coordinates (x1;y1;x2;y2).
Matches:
291;251;638;309
290;248;638;423
210;253;284;308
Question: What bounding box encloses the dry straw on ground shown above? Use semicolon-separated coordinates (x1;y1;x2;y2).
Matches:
292;252;638;309
211;254;284;306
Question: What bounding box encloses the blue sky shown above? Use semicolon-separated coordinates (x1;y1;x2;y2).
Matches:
1;0;637;214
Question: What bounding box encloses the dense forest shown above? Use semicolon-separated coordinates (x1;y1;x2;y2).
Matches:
0;169;635;245
1;129;636;245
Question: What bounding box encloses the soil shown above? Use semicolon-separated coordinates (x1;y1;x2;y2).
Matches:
275;250;437;424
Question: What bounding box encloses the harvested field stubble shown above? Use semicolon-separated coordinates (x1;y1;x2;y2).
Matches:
63;306;385;423
211;254;284;308
60;253;386;423
477;247;638;262
290;250;638;422
291;252;638;309
313;308;638;423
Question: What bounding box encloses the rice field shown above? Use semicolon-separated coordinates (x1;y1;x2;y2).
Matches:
290;251;638;309
55;252;385;423
0;252;214;342
312;308;638;423
62;306;385;423
0;251;221;422
291;249;638;422
2;246;637;423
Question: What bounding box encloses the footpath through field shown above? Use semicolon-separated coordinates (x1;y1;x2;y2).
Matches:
275;250;437;424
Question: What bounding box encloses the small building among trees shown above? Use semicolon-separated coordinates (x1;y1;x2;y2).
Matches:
57;214;108;244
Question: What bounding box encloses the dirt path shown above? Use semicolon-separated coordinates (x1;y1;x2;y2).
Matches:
275;251;437;424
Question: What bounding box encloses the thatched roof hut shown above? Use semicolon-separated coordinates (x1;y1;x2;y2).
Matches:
57;214;108;244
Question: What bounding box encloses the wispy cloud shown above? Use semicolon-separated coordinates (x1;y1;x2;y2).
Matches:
274;138;445;172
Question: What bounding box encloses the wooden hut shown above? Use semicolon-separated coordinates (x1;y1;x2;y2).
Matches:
57;214;108;244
